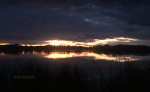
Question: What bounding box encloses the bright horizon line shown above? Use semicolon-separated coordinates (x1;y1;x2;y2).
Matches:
0;37;141;47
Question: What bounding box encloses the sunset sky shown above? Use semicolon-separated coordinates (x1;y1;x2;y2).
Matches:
0;0;150;46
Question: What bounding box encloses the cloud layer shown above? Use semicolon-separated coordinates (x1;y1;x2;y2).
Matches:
0;0;150;45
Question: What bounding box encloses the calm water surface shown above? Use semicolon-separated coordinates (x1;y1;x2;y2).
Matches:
0;51;150;91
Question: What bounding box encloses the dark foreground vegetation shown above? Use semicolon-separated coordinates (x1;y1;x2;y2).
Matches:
0;58;150;92
0;44;150;92
0;44;150;55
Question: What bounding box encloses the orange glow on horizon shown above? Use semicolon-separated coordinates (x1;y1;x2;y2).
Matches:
45;37;138;47
46;40;76;46
0;43;10;45
21;44;47;47
0;37;138;47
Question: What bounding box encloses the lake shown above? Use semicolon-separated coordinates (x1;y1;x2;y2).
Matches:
0;51;150;92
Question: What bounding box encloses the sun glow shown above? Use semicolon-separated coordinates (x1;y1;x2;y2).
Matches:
0;43;10;45
0;37;138;47
46;40;76;46
45;37;138;47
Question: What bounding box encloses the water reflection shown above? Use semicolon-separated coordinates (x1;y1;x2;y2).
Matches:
0;51;150;91
0;51;150;62
44;52;139;62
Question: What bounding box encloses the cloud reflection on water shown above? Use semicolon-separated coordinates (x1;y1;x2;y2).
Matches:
44;52;139;62
1;51;150;62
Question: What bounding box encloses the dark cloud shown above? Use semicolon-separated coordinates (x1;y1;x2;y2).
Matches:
0;0;150;44
1;0;149;6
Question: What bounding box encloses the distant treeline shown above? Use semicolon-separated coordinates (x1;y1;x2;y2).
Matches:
0;44;88;55
0;44;88;51
93;44;150;55
0;44;150;55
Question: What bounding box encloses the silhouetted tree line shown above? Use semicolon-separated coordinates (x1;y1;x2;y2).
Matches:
93;44;150;55
0;44;89;55
0;44;150;55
